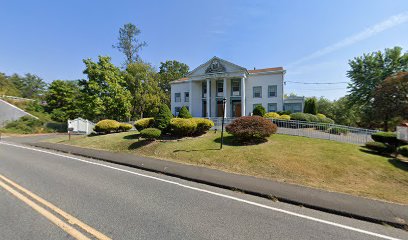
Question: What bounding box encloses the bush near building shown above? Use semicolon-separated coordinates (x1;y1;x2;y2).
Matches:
94;119;120;134
192;118;214;134
226;116;277;142
264;112;280;119
140;128;161;140
253;105;266;116
178;106;192;118
169;118;197;137
134;118;154;131
154;104;173;131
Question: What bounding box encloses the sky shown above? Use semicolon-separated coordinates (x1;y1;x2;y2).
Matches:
0;0;407;100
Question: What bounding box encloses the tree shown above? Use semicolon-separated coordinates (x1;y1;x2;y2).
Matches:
304;97;317;114
347;47;408;126
9;73;47;99
0;73;21;96
178;106;192;118
80;56;132;121
373;72;408;131
154;104;172;131
125;62;166;118
253;105;266;116
316;97;333;116
113;23;147;65
330;96;360;126
45;80;82;122
158;60;189;104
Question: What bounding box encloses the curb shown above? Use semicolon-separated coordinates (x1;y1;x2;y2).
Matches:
28;141;408;229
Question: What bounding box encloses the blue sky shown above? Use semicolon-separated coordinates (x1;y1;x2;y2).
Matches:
1;0;407;100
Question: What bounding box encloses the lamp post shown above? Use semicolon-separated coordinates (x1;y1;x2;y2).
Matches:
220;97;227;149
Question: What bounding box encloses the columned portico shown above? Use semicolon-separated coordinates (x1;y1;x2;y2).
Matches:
206;79;210;117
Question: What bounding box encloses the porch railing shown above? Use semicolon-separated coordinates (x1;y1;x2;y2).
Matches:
208;117;379;145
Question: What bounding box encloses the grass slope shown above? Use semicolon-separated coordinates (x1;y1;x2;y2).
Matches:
47;132;408;204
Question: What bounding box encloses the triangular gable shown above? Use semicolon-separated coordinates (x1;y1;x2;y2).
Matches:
187;56;247;77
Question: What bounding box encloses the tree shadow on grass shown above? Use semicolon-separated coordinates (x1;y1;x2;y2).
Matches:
128;140;153;150
388;158;408;172
213;135;267;146
173;148;220;153
123;133;140;140
359;147;393;157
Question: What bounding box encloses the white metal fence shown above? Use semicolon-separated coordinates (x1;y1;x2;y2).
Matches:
67;118;95;135
208;117;379;145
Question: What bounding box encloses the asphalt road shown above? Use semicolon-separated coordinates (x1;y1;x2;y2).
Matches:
1;141;407;240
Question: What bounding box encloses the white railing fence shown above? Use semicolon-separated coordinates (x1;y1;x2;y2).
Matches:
208;117;379;145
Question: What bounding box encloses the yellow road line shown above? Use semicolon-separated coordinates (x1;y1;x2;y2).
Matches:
0;179;91;240
0;174;111;240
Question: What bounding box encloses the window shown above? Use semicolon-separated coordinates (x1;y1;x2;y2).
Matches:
268;85;277;97
284;103;302;113
253;86;262;98
202;82;207;98
217;81;224;97
231;79;240;96
175;93;181;102
268;103;277;112
175;107;181;115
184;92;189;102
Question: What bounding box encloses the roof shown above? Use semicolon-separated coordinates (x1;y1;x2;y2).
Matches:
248;67;284;74
170;77;189;84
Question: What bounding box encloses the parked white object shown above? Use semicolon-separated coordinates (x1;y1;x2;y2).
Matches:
67;118;95;135
397;125;408;142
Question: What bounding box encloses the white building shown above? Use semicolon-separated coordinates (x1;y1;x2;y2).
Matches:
170;56;304;117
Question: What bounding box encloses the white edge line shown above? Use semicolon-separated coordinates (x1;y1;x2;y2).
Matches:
0;141;403;240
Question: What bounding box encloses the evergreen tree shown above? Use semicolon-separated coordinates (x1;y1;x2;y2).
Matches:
178;106;192;118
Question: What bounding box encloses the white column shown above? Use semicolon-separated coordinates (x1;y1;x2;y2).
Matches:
206;79;210;118
189;80;193;113
223;78;227;118
241;77;246;116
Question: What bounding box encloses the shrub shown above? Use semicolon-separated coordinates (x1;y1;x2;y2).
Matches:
328;127;348;135
278;114;291;120
178;106;192;118
169;118;197;137
226;116;277;141
264;112;280;119
305;113;319;122
192;118;214;134
3;116;46;134
134;118;154;130
277;110;291;115
398;145;408;157
304;97;317;114
140;128;161;140
321;117;335;124
119;123;133;132
253;105;266;116
290;112;308;121
94;119;120;134
154;104;173;131
371;132;404;148
316;113;326;119
365;142;393;154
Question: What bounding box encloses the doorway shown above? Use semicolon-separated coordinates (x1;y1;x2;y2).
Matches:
231;100;241;117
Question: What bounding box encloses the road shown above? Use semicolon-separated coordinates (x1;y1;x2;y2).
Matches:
0;141;407;240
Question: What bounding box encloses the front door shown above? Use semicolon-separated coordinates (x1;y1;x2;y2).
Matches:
217;100;224;117
202;101;207;117
231;100;241;117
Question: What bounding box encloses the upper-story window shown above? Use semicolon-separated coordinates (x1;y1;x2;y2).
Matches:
202;82;207;98
253;86;262;98
184;92;189;102
217;81;224;97
231;79;240;96
175;93;181;102
268;85;277;97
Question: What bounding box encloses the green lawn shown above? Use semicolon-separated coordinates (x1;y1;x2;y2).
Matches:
47;132;408;204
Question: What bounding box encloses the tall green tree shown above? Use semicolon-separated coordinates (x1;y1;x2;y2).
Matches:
373;72;408;131
45;80;82;122
303;97;317;114
0;73;21;96
80;56;132;121
158;60;189;97
316;97;333;116
113;23;147;65
9;73;47;99
347;46;408;127
125;62;166;118
330;96;360;126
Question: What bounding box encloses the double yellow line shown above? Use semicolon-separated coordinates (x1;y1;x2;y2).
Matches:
0;174;111;240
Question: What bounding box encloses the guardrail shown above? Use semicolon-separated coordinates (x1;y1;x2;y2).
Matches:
208;117;379;145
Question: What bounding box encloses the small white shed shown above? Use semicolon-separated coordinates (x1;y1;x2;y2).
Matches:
396;123;408;142
67;118;95;135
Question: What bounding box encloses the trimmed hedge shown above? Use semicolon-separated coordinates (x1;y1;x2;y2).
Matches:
140;128;161;140
170;118;197;137
134;118;154;131
264;112;280;119
94;119;120;134
192;118;214;134
119;123;133;132
253;105;266;116
371;132;404;148
154;104;173;131
398;145;408;157
278;114;291;120
178;106;192;118
365;142;393;154
327;127;348;135
226;116;277;141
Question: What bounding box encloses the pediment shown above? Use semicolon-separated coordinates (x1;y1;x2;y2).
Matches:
187;56;247;77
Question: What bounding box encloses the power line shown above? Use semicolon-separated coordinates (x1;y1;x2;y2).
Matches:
285;81;348;85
